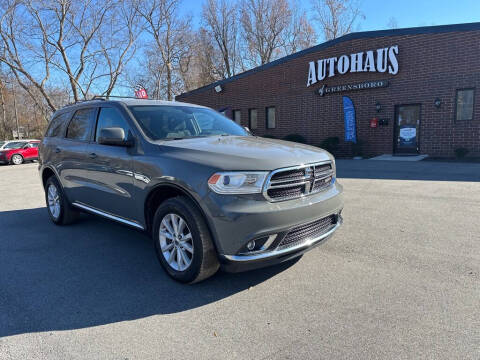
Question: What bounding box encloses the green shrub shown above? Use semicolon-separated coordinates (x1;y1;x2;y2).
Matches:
262;134;277;139
320;137;340;154
454;147;469;158
283;134;307;144
351;140;364;157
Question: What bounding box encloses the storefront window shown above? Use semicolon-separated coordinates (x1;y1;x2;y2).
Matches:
233;110;241;124
266;106;276;129
249;109;257;129
455;89;475;121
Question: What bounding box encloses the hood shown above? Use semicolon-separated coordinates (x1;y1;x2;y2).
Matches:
153;136;332;171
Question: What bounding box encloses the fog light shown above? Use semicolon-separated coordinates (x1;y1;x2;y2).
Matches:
246;240;256;251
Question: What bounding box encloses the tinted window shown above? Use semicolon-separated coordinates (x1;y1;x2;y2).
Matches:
95;107;129;142
66;108;95;141
266;106;276;129
249;109;257;129
456;89;475;121
30;143;39;148
233;110;241;125
4;141;27;149
128;105;248;140
46;112;71;137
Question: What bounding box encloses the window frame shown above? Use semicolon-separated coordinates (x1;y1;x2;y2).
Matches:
266;106;276;129
454;88;475;122
94;106;131;143
45;111;72;138
248;108;258;129
65;107;97;142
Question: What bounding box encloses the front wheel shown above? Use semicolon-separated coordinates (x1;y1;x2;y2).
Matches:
152;196;219;284
11;154;23;165
45;176;79;225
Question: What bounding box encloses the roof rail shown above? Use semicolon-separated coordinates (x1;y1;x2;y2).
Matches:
92;95;156;100
61;95;154;109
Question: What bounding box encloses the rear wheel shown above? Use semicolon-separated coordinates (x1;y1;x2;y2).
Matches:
11;154;23;165
45;176;79;225
153;196;219;283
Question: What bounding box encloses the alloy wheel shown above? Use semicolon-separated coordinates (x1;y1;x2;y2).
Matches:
159;213;194;271
47;184;61;220
12;155;22;165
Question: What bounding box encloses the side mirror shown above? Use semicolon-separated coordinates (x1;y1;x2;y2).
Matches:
98;127;133;147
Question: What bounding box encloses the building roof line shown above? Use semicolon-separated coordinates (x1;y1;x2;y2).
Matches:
177;22;480;98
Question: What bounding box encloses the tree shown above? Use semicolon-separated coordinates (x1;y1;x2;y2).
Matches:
387;17;398;29
202;0;240;78
0;0;140;112
240;0;292;67
282;4;317;54
310;0;364;41
136;0;193;100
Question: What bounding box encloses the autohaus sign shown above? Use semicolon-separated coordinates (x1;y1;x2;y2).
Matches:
307;45;399;87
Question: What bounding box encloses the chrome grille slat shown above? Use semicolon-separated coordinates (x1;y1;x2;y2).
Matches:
263;161;333;201
277;215;337;250
268;181;309;189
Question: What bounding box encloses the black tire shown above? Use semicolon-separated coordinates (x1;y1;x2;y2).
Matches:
11;154;23;165
152;196;219;284
44;176;80;225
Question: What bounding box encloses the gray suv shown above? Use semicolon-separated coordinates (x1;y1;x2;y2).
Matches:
39;99;343;283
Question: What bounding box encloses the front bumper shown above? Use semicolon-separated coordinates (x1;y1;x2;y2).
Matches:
218;215;342;272
205;180;344;270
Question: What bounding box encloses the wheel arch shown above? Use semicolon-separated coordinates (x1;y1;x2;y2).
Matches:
144;183;220;252
41;166;58;189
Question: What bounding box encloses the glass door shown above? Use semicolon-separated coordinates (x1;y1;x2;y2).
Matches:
394;105;421;154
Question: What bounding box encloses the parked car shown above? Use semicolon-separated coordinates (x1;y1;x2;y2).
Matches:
38;99;343;283
0;140;40;165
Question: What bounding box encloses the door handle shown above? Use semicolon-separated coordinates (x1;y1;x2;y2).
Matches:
55;147;61;153
89;153;97;159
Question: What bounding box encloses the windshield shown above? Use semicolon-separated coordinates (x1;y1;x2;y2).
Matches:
128;105;248;140
3;141;27;149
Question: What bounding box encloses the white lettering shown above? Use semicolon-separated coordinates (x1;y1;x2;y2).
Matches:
317;59;327;81
307;61;317;86
337;55;350;74
306;45;399;85
327;57;337;77
350;52;363;72
376;48;388;72
388;45;399;74
364;51;376;72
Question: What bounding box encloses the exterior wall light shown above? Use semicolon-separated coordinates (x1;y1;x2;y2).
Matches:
214;85;223;93
434;98;442;108
375;102;382;112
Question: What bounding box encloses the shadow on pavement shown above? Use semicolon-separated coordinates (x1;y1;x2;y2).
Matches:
0;207;296;337
336;159;480;182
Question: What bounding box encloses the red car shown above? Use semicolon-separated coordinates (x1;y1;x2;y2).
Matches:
0;140;40;165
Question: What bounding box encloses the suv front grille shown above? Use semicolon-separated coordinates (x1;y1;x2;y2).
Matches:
277;215;337;250
263;162;334;201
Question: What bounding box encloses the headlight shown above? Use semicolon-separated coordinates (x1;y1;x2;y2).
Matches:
208;171;268;194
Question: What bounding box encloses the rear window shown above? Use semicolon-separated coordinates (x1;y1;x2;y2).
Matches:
66;108;95;141
3;141;27;149
46;112;71;138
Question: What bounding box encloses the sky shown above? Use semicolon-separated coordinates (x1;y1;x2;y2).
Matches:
180;0;480;36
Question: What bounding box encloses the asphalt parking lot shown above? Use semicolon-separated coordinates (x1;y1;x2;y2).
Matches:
0;160;479;359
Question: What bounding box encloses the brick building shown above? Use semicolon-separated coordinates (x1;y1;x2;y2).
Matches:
176;23;480;157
